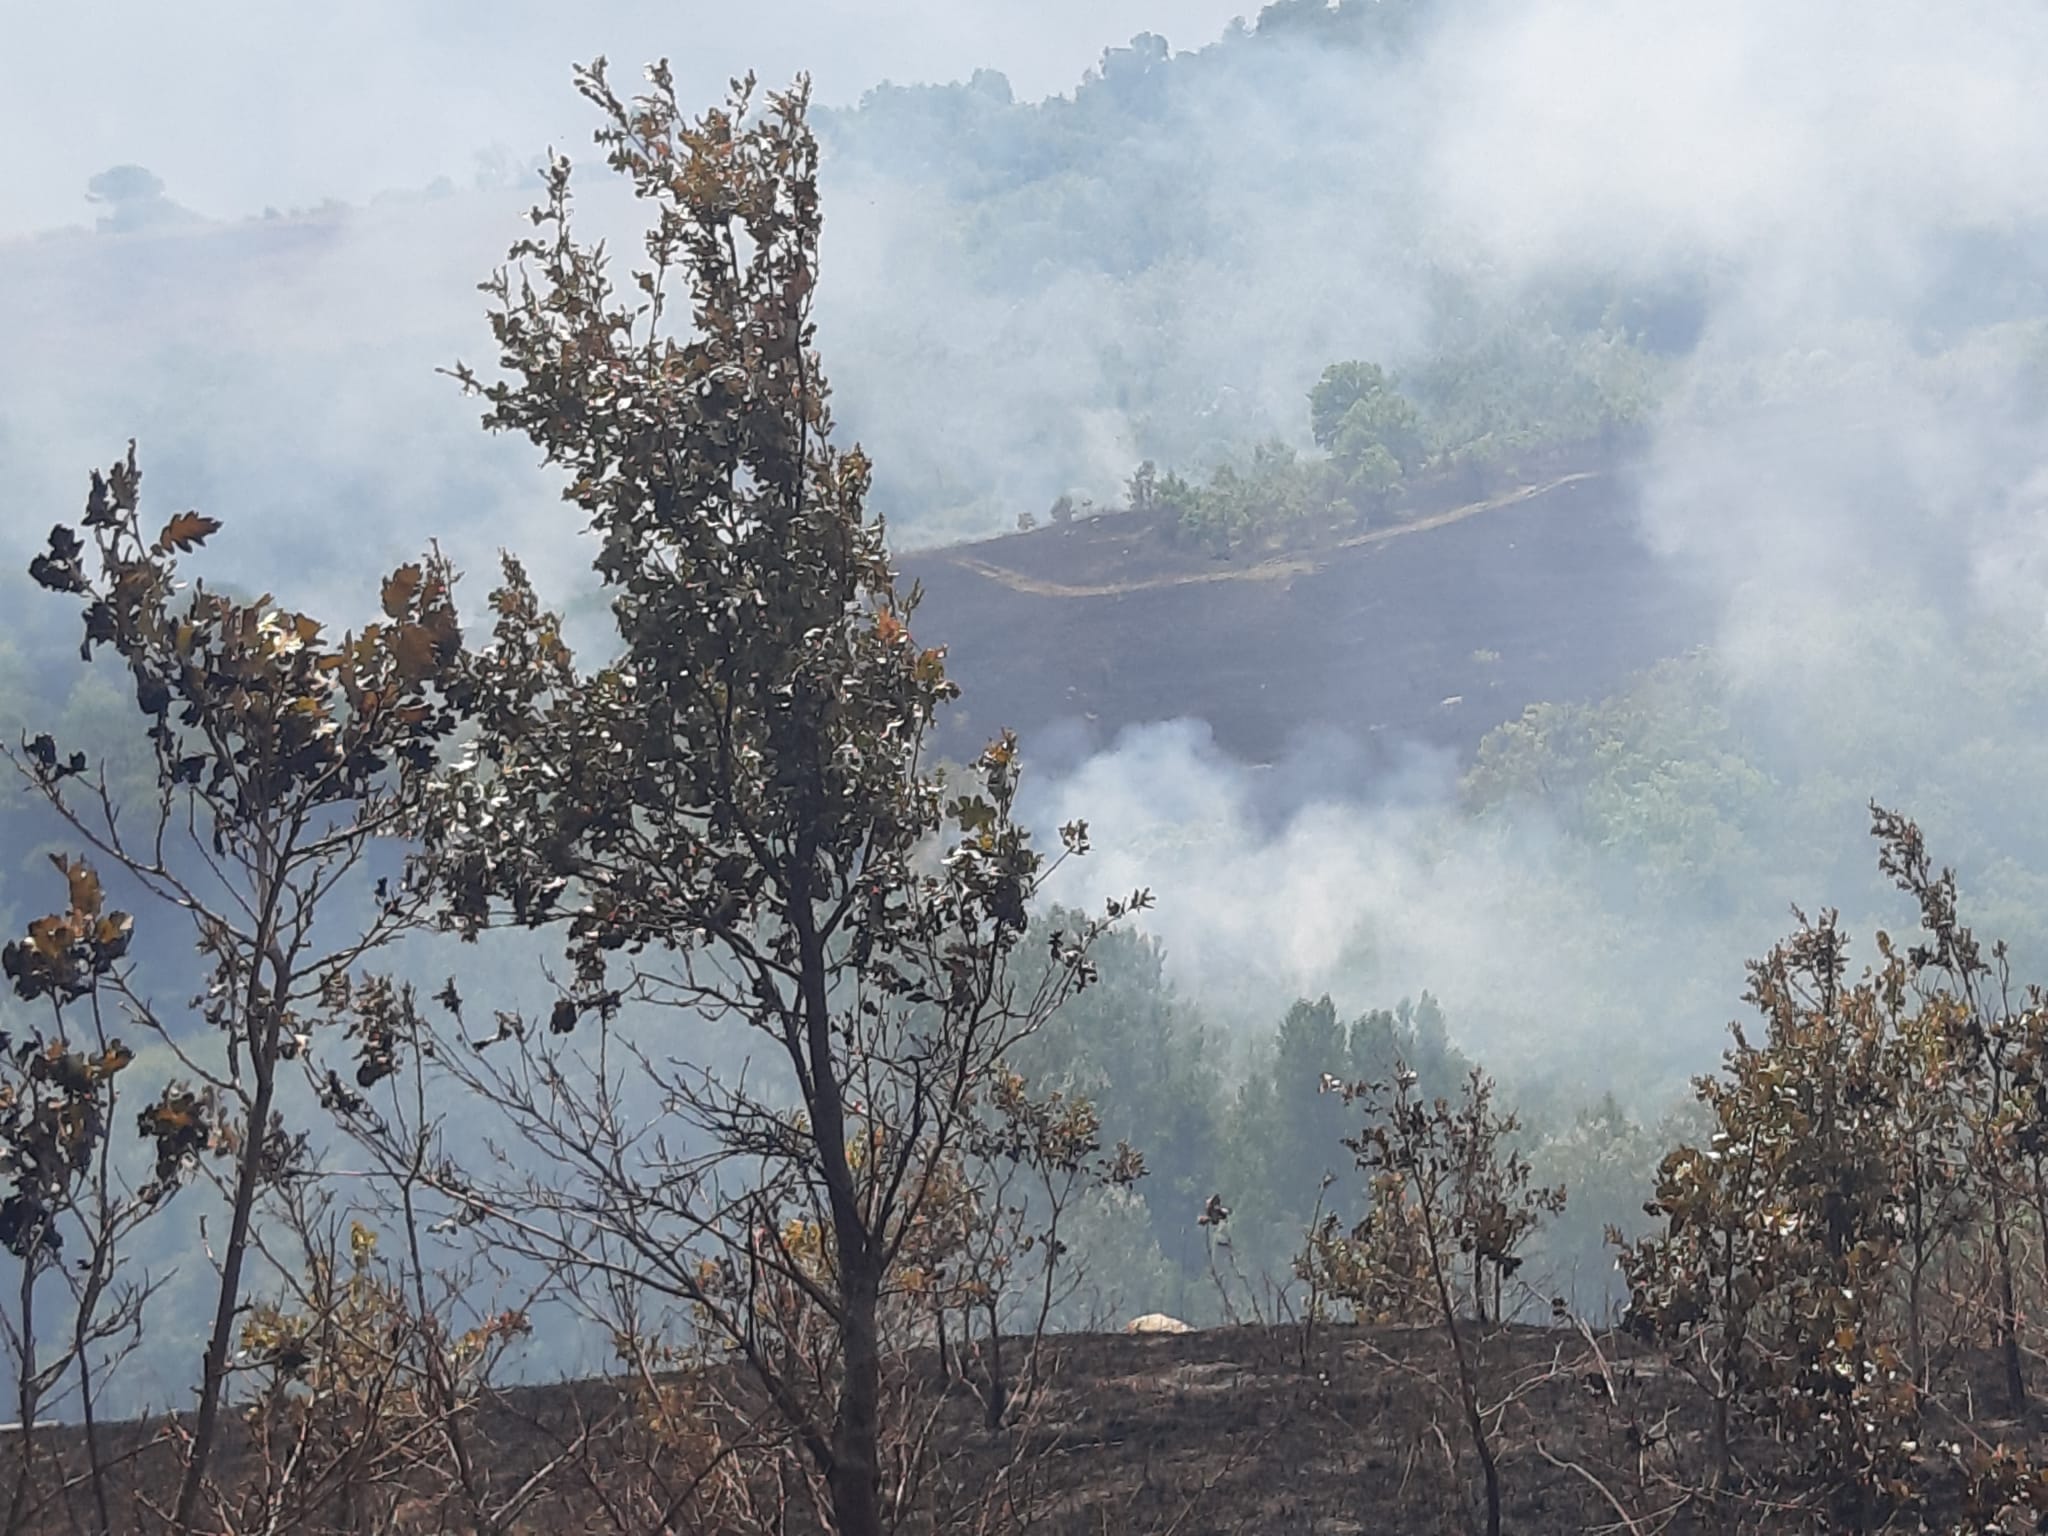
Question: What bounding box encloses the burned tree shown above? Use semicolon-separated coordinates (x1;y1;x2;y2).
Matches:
424;62;1141;1535
12;449;465;1531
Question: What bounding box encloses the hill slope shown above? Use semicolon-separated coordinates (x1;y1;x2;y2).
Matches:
902;462;1710;774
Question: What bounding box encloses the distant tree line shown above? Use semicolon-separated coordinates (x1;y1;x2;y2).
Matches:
1101;329;1663;556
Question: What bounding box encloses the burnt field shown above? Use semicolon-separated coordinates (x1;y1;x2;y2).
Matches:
900;463;1712;777
12;1320;2037;1534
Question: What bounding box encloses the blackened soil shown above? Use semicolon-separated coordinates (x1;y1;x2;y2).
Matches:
18;1321;2033;1534
900;461;1710;777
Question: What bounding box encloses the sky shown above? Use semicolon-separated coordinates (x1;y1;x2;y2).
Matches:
0;0;1251;239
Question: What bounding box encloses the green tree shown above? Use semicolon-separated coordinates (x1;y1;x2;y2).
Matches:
1125;459;1159;515
1269;996;1353;1202
1010;915;1223;1287
1311;361;1423;465
1349;993;1466;1095
1333;392;1424;475
1309;361;1425;507
1309;360;1392;448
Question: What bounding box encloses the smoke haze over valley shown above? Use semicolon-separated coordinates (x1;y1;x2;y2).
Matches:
6;0;2048;1087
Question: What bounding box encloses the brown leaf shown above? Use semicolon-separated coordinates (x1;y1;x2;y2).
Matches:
27;915;75;960
144;1102;193;1134
94;912;134;961
388;623;439;682
155;511;222;554
49;855;102;919
381;563;423;620
421;600;462;654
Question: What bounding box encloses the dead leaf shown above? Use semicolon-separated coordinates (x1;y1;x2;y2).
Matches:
27;915;75;960
381;564;423;620
49;855;102;919
388;623;438;681
94;913;133;961
155;511;222;554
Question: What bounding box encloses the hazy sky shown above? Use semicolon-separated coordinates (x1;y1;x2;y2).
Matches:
1;0;1250;238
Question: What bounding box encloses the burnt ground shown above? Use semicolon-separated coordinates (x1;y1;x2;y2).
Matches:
13;1320;2040;1534
899;458;1712;777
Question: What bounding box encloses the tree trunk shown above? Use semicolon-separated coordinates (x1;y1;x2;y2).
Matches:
1907;1254;1927;1402
172;1064;277;1533
1990;1181;2026;1414
1419;1191;1497;1536
1710;1387;1732;1503
1462;1366;1502;1536
6;1245;39;1536
1997;1257;2027;1413
981;1300;1007;1434
828;1270;886;1536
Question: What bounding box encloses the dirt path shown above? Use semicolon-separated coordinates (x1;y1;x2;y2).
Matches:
943;472;1603;599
